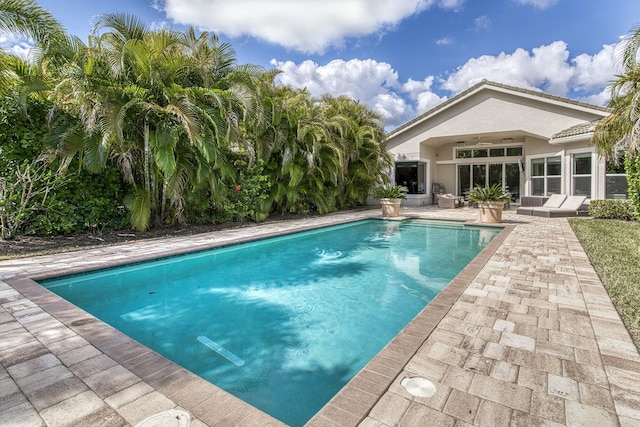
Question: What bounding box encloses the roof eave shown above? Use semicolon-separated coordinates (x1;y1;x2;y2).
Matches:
549;132;594;145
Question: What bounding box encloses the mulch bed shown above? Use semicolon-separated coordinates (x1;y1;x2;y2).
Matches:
0;213;318;260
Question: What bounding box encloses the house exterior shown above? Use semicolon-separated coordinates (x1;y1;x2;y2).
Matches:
385;80;627;206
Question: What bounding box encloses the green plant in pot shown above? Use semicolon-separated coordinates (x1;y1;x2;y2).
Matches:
372;184;408;217
466;184;511;223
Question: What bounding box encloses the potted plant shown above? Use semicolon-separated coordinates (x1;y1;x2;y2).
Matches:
372;184;408;217
466;184;511;223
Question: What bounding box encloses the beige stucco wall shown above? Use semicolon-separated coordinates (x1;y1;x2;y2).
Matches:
434;164;456;195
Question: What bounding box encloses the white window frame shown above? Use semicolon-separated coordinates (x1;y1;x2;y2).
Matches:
527;153;563;196
393;158;431;199
454;145;523;160
603;153;628;199
567;148;596;199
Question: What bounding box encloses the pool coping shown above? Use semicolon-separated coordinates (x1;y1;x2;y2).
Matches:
2;212;511;427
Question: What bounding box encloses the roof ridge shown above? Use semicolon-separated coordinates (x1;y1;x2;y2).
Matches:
387;79;610;136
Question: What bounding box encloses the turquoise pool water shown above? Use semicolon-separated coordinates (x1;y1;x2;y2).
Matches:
41;219;500;426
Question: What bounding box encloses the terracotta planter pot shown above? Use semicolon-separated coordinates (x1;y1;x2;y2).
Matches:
478;201;505;223
379;198;402;217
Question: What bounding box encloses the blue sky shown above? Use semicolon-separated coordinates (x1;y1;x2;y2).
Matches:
7;0;640;129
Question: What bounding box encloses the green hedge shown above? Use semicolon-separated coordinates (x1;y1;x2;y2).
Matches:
589;199;637;220
626;155;640;218
1;95;129;237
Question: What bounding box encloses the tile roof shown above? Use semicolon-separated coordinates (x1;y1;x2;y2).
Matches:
550;119;601;140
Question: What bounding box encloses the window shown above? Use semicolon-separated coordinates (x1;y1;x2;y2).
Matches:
506;146;523;157
455;146;523;199
395;162;426;194
572;152;592;197
505;163;520;202
458;164;470;196
456;149;472;159
531;156;561;196
456;146;522;159
458;162;520;201
606;154;628;199
472;164;486;187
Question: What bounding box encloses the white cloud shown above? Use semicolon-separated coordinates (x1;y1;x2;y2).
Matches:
271;58;447;128
160;0;461;54
581;87;612;106
436;0;465;11
271;58;407;124
272;41;615;130
437;37;455;46
440;41;601;98
272;58;400;100
511;0;559;9
474;15;491;30
0;31;32;60
402;77;434;100
371;93;410;125
401;76;446;113
571;44;616;92
416;90;448;113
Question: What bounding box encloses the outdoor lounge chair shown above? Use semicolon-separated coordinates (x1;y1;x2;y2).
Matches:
528;195;587;217
438;193;464;209
516;194;566;215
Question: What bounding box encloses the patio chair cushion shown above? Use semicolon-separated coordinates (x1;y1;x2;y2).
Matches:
530;195;587;217
543;194;567;208
517;194;567;215
437;194;461;208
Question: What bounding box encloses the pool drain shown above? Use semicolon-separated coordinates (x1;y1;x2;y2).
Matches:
401;377;436;397
135;409;192;427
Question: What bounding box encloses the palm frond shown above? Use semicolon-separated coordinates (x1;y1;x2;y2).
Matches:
123;187;151;231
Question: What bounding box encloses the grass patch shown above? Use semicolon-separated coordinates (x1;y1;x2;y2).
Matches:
569;218;640;349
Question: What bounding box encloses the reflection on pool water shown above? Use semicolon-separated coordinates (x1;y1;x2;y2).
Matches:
41;219;500;426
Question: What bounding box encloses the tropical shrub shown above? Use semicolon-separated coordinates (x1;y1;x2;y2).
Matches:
0;95;128;237
589;199;636;220
244;86;391;215
625;154;640;219
0;96;50;168
221;159;271;222
27;167;128;235
466;184;511;202
371;184;408;200
183;157;271;224
0;160;66;239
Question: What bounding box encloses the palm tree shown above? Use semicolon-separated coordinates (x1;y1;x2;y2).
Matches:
243;83;390;214
320;95;390;208
592;23;640;215
50;13;266;230
0;0;63;43
593;24;640;155
0;0;66;92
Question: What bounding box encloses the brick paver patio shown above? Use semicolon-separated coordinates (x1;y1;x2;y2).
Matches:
1;206;639;427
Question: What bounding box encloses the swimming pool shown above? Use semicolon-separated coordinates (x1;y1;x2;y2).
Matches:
40;219;500;426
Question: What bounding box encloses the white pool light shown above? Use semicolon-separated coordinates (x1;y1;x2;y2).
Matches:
401;377;436;397
135;409;192;427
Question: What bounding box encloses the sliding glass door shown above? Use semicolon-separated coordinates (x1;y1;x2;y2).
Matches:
458;162;520;201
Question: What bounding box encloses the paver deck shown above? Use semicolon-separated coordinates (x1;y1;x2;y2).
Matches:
1;206;639;427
